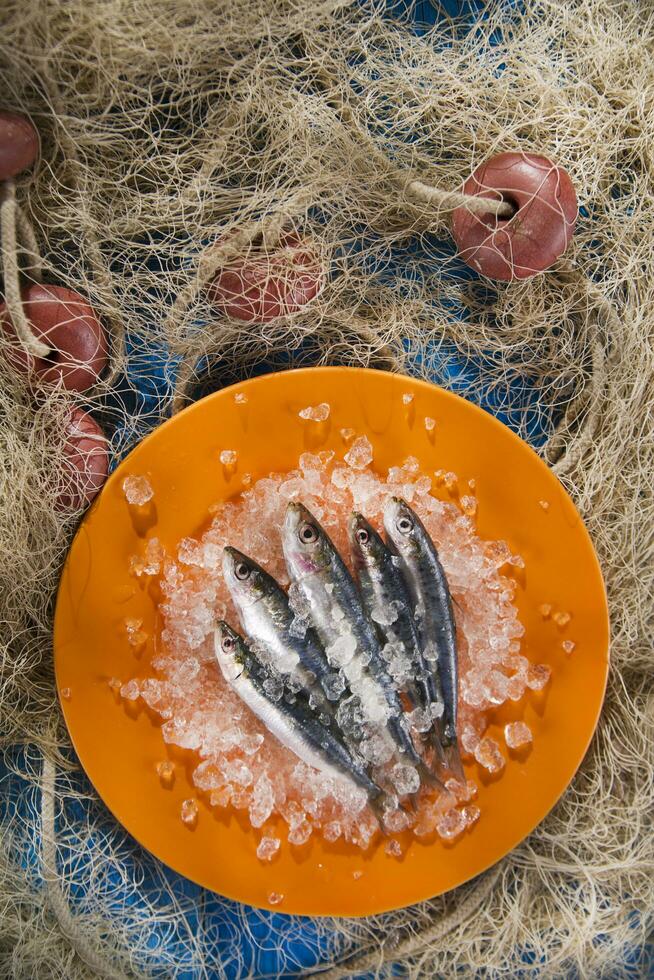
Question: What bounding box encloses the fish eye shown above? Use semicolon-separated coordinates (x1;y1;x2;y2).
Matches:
299;522;318;544
396;516;413;535
356;527;369;545
234;561;251;580
222;634;235;652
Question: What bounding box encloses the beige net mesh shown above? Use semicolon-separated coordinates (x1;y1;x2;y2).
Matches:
0;0;652;976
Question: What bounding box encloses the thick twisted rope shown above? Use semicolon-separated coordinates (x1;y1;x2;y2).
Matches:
312;864;503;979
40;755;131;980
0;179;50;358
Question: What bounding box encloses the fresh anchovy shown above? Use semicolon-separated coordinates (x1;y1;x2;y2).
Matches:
214;621;386;823
222;546;337;698
384;497;465;782
349;511;446;766
282;501;441;788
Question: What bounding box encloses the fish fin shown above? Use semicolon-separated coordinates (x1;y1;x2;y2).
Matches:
405;792;420;813
441;742;466;784
417;758;446;792
368;794;390;835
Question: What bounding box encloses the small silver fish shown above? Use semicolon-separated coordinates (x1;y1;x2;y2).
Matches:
349;511;446;766
214;621;386;823
384;497;465;782
282;501;442;788
223;546;335;694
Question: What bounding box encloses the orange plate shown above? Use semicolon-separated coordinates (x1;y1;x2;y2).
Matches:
54;367;609;917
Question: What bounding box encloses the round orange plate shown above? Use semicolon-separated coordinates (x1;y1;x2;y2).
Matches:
54;367;609;917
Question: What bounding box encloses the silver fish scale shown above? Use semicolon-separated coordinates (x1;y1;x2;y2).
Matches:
293;529;428;770
405;524;458;744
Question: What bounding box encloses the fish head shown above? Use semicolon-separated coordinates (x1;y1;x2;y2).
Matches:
283;502;331;576
213;620;247;682
222;547;270;608
349;512;386;570
383;497;422;561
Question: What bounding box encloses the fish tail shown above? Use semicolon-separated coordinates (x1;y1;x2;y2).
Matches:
441;741;466;784
422;727;447;770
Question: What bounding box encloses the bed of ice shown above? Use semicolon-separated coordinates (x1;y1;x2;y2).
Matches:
120;436;551;858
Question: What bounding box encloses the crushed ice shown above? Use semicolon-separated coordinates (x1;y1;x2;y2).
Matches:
119;447;551;856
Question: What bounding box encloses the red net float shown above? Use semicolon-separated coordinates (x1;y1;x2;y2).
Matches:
209;232;323;323
451;152;578;281
0;110;39;181
57;407;109;510
0;284;108;392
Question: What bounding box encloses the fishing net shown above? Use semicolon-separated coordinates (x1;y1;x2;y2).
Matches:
0;0;652;975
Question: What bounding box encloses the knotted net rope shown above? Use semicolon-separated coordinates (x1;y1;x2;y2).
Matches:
0;0;652;975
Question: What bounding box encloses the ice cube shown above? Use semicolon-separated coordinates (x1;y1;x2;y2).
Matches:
371;600;401;627
526;663;551;691
461;804;480;827
234;392;248;405
322;671;346;701
221;760;253;786
505;674;526;701
299;403;330;422
402;393;413;405
180;799;199;827
288;819;312;845
360;733;394;766
384;808;412;833
122;475;154;506
388;653;413;685
156;760;175;788
436;809;466;840
344;436;373;470
340;427;355;443
385;839;403;858
263;674;285;702
407;706;432;734
391;763;420;796
256;837;280;862
562;640;576;654
249;774;274;827
268;891;284;906
240;733;264;755
461;726;480;755
424;416;436;432
504;721;532;749
326;634;357;668
323;821;342;842
460;495;478;517
178;537;203;565
474;737;505;773
335;695;366;737
120;679;140;700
